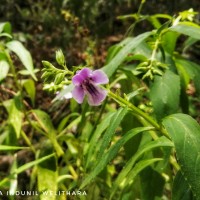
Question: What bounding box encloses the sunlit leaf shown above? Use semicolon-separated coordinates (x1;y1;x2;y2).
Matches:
6;40;37;80
37;151;57;200
170;22;200;40
0;33;12;38
4;94;24;138
37;166;57;200
22;79;36;106
0;22;11;34
0;60;9;81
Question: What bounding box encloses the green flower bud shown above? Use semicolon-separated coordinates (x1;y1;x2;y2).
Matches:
56;49;66;67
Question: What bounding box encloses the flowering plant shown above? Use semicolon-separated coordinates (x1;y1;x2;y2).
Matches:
41;7;200;199
1;4;200;200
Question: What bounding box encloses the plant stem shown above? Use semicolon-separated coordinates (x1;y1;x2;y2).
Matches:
150;37;160;62
5;51;21;90
21;130;36;153
108;90;170;139
137;0;146;17
68;165;78;180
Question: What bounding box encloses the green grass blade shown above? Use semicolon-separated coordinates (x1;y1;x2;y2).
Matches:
80;127;153;189
14;153;55;174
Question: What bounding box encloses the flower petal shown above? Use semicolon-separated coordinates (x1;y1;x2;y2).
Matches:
78;68;92;78
72;86;85;104
91;70;109;84
72;74;84;85
72;68;92;85
86;86;107;106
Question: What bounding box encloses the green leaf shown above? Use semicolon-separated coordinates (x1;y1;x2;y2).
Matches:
105;37;134;64
0;33;12;38
6;40;37;80
162;31;179;54
0;60;9;81
31;109;55;134
22;79;36;106
169;22;200;40
31;110;64;156
14;153;55;174
106;44;123;64
175;60;191;113
57;113;79;132
6;94;23;138
123;158;162;188
97;107;128;160
121;113;143;159
0;22;11;34
183;37;198;52
111;136;173;197
175;60;190;89
172;171;194;200
18;68;39;75
0;51;8;60
102;32;152;77
175;59;200;95
149;70;180;120
140;167;165;200
37;166;57;200
86;112;115;168
163;114;200;199
133;41;152;58
37;149;57;200
80;127;153;189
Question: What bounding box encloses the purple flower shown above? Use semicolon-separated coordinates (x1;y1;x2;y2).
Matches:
72;68;109;106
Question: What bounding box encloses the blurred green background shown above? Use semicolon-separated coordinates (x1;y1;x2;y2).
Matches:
1;0;199;68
